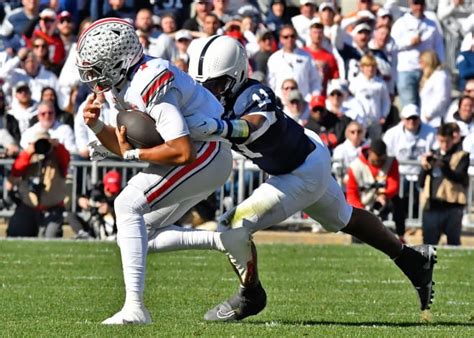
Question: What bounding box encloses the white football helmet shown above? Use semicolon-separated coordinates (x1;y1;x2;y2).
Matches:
76;18;143;93
188;35;248;98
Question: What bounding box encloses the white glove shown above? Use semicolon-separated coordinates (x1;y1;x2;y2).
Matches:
185;113;227;140
88;140;112;161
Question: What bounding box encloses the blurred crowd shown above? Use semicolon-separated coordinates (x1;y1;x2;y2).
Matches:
0;0;473;245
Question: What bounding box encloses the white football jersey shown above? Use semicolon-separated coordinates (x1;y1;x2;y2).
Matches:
106;56;223;142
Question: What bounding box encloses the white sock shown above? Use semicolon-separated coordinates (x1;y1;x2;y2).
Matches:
148;225;225;252
115;185;150;300
124;291;144;310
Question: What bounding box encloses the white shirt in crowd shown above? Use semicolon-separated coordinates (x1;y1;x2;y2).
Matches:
349;74;391;126
332;138;363;169
0;56;63;108
267;48;321;102
419;68;451;128
21;120;77;154
391;11;445;72
383;122;436;176
7;99;38;133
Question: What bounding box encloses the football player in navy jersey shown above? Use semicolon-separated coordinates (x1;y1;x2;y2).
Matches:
147;35;437;321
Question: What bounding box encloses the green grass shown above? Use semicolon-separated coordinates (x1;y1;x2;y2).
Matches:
0;240;472;337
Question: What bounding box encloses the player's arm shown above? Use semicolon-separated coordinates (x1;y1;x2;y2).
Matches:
117;126;195;166
117;97;196;166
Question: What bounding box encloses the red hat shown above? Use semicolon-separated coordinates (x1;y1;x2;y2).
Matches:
310;95;326;110
57;10;72;21
103;170;122;194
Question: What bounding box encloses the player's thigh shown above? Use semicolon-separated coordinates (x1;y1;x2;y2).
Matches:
303;176;353;232
144;192;210;229
128;141;231;209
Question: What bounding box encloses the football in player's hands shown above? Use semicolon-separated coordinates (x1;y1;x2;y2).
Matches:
116;109;164;149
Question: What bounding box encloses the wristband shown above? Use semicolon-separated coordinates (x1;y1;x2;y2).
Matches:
123;149;140;160
90;120;105;134
223;119;250;143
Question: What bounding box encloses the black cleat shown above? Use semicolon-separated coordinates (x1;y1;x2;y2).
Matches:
395;245;437;310
204;282;267;321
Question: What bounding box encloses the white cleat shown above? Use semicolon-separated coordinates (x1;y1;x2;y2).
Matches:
101;307;152;325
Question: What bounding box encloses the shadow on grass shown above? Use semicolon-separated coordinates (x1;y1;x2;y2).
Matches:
246;320;474;327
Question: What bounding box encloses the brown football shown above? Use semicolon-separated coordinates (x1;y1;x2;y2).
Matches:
116;109;164;149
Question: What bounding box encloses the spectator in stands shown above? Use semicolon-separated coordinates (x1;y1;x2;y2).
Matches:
160;13;178;36
383;104;437;238
68;170;121;240
267;24;321;102
279;78;298;112
306;95;352;151
369;23;397;96
212;0;233;25
56;10;75;56
0;89;21;144
337;22;390;84
284;89;309;126
291;0;318;45
183;0;214;37
304;22;340;96
0;47;62;109
456;38;474;91
349;54;390;141
7;81;38;134
39;86;73;128
325;79;366;124
103;0;135;21
6;130;70;238
174;30;193;65
346;139;401;235
250;30;276;81
31;36;61;75
391;0;445;107
21;101;76;154
317;1;344;51
437;0;472;72
135;8;177;61
375;8;394;29
332;121;366;178
419;123;469;245
419;49;451;128
1;0;39;37
241;14;260;58
446;78;474;120
58;18;93;107
23;8;66;70
446;96;474;138
342;0;379;32
265;0;291;36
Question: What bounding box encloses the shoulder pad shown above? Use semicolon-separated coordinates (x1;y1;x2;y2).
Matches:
131;59;175;108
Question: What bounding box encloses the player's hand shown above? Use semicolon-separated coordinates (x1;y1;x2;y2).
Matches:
115;125;133;156
185;114;225;139
83;93;102;128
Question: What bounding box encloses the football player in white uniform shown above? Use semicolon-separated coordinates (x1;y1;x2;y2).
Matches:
147;36;437;321
76;18;236;324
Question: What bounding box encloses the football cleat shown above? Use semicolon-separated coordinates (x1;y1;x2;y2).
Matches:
204;282;267;321
395;245;437;310
101;306;152;325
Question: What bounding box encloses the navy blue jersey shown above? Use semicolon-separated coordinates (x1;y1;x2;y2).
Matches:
223;79;315;175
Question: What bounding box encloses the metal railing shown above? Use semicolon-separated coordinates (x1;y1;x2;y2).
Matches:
1;157;474;230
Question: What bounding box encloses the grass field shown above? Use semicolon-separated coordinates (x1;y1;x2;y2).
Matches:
0;240;473;337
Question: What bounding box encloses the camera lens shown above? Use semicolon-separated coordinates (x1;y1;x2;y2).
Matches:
34;138;52;155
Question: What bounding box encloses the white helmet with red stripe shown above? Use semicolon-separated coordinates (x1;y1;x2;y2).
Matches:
76;18;143;92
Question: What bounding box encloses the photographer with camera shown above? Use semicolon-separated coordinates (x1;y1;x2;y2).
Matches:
346;139;403;240
419;124;470;245
6;130;70;237
67;170;121;240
